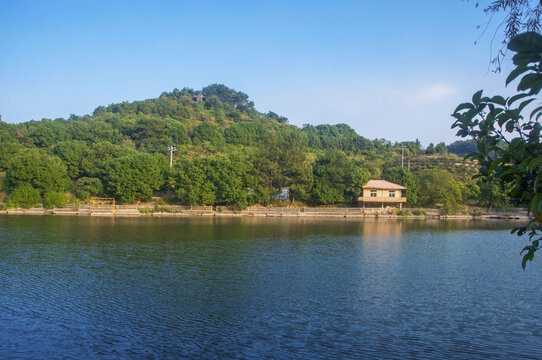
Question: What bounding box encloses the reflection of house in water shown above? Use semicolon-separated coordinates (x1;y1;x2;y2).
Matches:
362;220;404;243
359;180;407;210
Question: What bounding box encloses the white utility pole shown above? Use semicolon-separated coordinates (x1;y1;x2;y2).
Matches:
167;145;177;167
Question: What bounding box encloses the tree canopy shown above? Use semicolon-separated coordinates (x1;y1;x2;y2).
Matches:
0;84;486;211
452;31;542;268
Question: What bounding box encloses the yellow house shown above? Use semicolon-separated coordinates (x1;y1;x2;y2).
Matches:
359;180;407;209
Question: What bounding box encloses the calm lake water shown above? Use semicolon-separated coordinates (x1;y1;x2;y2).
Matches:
0;216;541;359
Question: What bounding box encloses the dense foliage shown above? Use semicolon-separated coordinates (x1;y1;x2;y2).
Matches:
452;32;542;268
0;84;498;210
477;0;542;71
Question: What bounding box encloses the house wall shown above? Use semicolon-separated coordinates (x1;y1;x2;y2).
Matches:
362;188;402;199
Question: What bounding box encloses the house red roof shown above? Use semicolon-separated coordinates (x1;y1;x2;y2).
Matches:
362;179;406;190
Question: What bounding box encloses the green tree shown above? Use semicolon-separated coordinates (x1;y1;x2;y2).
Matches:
68;120;122;144
211;155;252;208
101;153;166;203
5;149;69;194
252;129;312;202
417;169;462;208
425;143;436;155
447;140;477;156
174;158;216;205
224;123;251;145
202;84;253;108
6;184;41;208
74;177;103;200
477;180;510;208
383;167;420;206
346;167;370;201
192;122;224;146
277;129;312;201
42;191;67;209
29;120;70;147
0;141;22;170
311;150;353;204
435;142;447;154
53;140;92;178
451;32;542;267
164;117;190;145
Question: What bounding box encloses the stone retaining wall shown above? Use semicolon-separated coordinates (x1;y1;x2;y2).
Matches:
0;204;530;220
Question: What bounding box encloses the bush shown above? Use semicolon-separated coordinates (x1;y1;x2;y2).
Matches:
5;149;69;194
73;177;103;200
412;209;427;216
6;184;41;208
138;205;179;214
42;191;67;209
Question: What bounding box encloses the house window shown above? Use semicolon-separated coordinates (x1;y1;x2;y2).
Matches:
370;190;377;198
389;190;395;198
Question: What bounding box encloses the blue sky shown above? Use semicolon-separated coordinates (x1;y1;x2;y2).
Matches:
0;0;516;145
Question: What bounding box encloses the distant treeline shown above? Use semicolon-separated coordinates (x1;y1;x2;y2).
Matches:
0;84;504;210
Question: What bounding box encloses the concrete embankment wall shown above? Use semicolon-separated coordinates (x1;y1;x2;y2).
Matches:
0;204;530;220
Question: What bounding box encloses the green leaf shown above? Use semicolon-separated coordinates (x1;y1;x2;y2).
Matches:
453;102;475;113
497;112;512;127
517;73;542;92
464;152;480;160
522;252;531;270
518;98;536;113
472;90;483;106
529;158;542;171
508;93;531;106
531;81;542;95
513;52;542;67
505;120;516;133
530;106;542;120
506;66;530;86
533;195;542;214
501;168;520;176
508;32;542;53
489;95;507;106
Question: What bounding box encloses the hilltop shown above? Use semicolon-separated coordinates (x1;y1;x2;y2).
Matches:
0;84;501;209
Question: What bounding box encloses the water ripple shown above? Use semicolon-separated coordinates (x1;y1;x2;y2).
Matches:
0;216;541;359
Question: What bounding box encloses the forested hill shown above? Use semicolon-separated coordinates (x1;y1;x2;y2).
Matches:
0;84;502;209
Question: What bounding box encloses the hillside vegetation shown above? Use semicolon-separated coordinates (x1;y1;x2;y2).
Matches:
0;84;504;209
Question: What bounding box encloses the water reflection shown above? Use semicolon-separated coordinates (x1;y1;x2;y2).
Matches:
0;215;540;359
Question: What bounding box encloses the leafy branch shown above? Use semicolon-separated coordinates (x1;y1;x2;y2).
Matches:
452;31;542;268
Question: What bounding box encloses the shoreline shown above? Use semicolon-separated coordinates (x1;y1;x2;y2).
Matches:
0;205;531;221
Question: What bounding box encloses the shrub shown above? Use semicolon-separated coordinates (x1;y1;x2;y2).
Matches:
42;191;67;209
396;209;412;216
74;177;103;200
6;184;41;208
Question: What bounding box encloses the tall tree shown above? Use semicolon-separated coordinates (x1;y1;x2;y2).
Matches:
5;149;69;194
101;153;166;203
383;167;420;206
